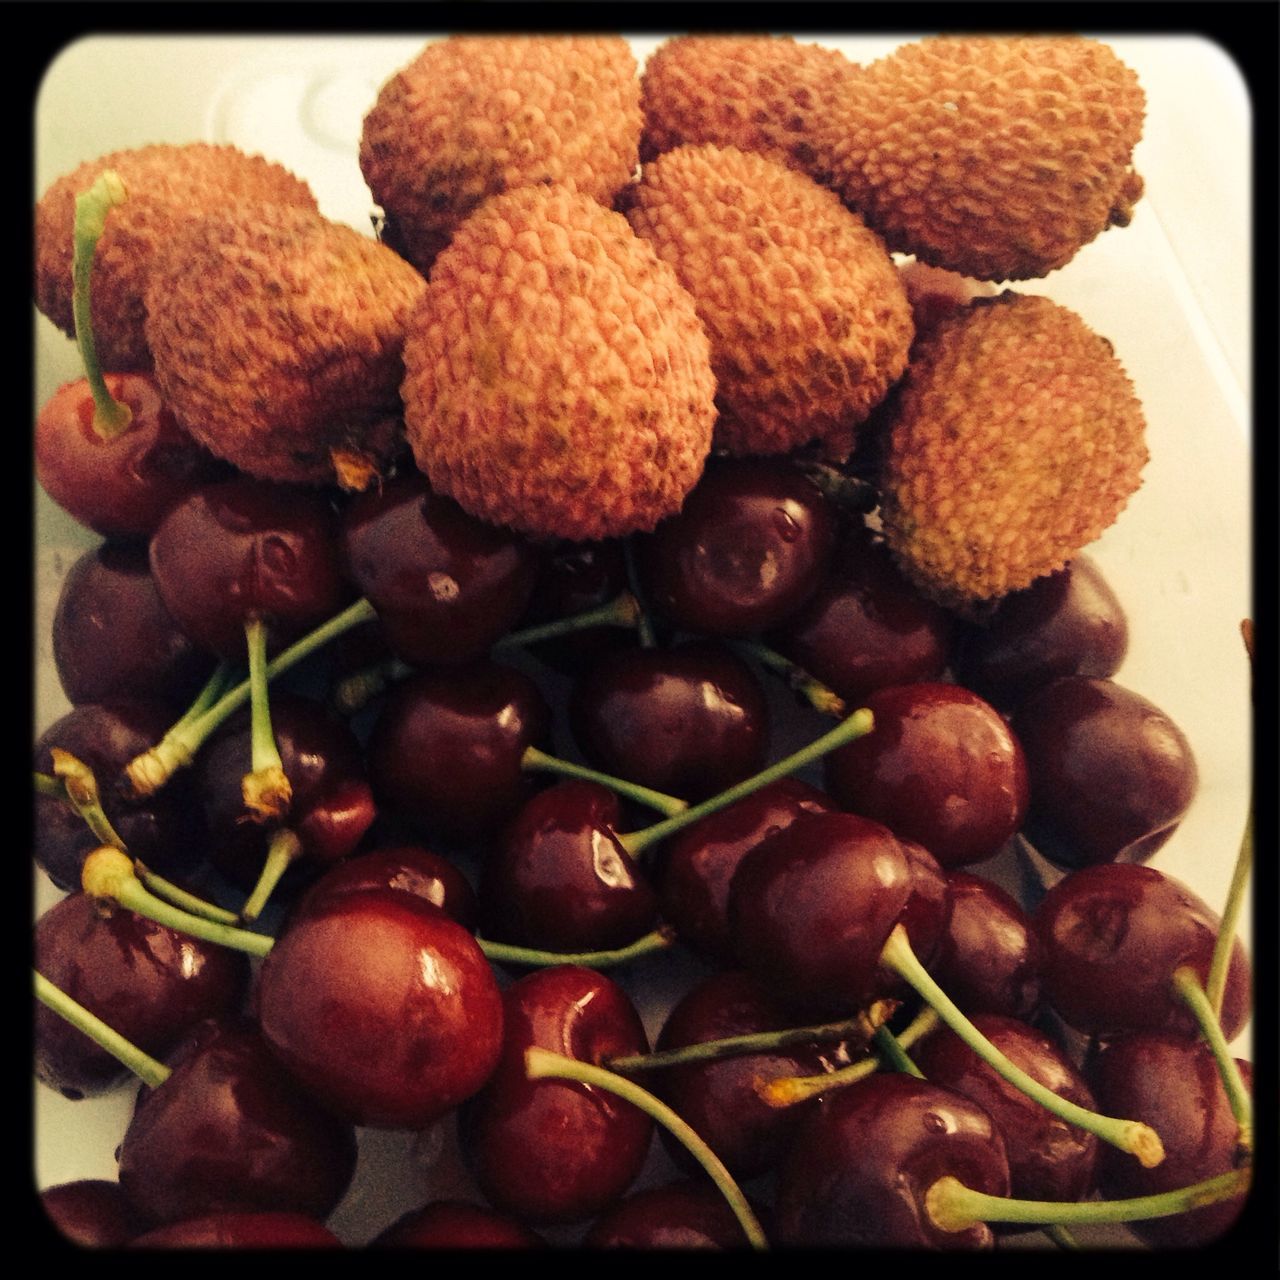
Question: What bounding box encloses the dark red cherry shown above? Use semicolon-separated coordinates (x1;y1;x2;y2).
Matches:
583;1180;760;1249
34;893;250;1100
290;844;479;933
951;555;1129;710
255;889;504;1128
913;1014;1099;1204
366;660;552;844
36;372;225;541
195;693;376;890
648;969;861;1181
34;700;207;891
1034;863;1251;1040
40;1180;145;1248
569;640;769;802
460;966;653;1225
766;521;954;704
52;542;214;709
727;810;915;1019
772;1072;1010;1248
341;471;539;665
824;682;1029;869
116;1017;358;1227
129;1211;343;1248
656;777;838;966
373;1200;546;1248
478;780;659;954
1088;1032;1252;1248
1012;676;1197;869
930;872;1042;1021
148;475;349;661
634;456;836;636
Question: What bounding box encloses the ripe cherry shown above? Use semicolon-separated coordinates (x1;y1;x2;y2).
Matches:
40;1180;145;1248
129;1212;343;1248
373;1200;546;1248
584;1179;761;1249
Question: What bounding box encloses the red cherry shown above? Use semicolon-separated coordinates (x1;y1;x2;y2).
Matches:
373;1200;546;1248
584;1179;762;1249
40;1180;145;1248
255;889;504;1128
129;1211;343;1248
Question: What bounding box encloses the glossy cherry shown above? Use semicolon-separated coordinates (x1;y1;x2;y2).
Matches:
460;966;653;1225
478;780;659;955
1034;863;1251;1040
951;554;1129;709
913;1014;1099;1204
35;892;250;1099
1088;1032;1253;1248
634;456;836;636
772;1072;1011;1248
117;1016;358;1227
584;1179;760;1249
128;1211;343;1248
254;888;504;1128
366;659;552;845
373;1201;546;1248
1012;676;1198;869
148;475;350;661
766;521;954;705
341;471;539;665
41;1179;145;1248
569;640;769;802
655;777;837;966
36;371;225;541
52;541;214;709
929;872;1042;1021
823;681;1029;869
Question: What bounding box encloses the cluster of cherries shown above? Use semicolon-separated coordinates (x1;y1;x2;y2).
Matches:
33;190;1252;1251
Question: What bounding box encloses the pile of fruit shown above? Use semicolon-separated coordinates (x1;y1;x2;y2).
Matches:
33;33;1253;1250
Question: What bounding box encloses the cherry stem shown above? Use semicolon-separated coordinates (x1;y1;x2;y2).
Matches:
134;863;240;926
240;828;304;923
523;1047;768;1251
1171;965;1253;1158
241;617;292;823
519;745;688;818
925;1168;1251;1235
879;924;1166;1168
81;846;274;958
476;926;676;971
34;969;170;1089
732;638;849;718
44;750;127;849
492;592;641;654
330;657;412;716
169;661;239;736
605;999;896;1075
1207;801;1252;1021
873;1024;924;1077
620;706;875;858
127;597;378;797
622;537;657;649
71;171;132;440
758;1007;940;1108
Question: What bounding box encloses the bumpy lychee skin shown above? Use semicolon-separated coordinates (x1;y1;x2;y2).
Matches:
34;143;317;372
144;205;426;488
878;292;1148;609
825;36;1146;281
401;184;716;542
625;144;913;461
360;35;642;275
639;34;858;185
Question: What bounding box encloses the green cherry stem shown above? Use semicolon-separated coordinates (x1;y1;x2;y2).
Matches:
82;847;273;958
44;750;127;849
1207;802;1252;1021
519;745;688;818
879;924;1165;1168
34;970;170;1089
925;1168;1251;1236
524;1047;768;1250
168;661;240;736
127;597;378;797
606;1000;897;1075
133;864;241;926
622;538;657;650
492;592;642;654
71;171;131;439
873;1024;924;1077
477;926;676;970
1171;965;1253;1158
330;657;412;716
239;828;304;923
619;706;875;859
241;617;291;822
731;638;849;718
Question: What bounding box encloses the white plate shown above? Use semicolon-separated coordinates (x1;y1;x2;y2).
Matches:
34;34;1253;1248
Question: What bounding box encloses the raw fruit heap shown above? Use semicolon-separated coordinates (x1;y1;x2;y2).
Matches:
33;33;1253;1252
